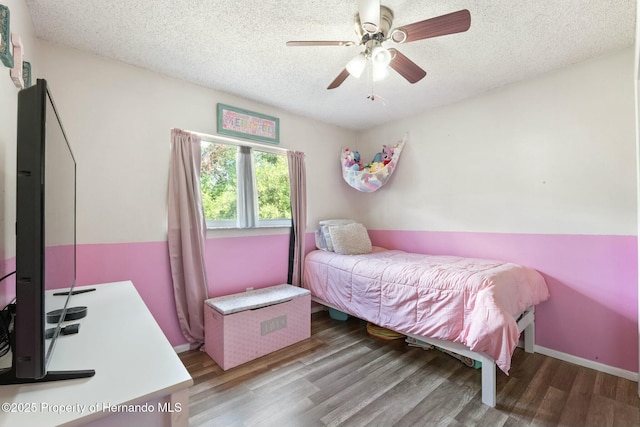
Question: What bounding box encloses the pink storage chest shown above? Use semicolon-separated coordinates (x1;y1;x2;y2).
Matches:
204;284;311;370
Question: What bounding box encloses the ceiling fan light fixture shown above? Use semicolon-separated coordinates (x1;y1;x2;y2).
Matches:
361;21;379;34
390;28;407;44
358;0;381;35
288;4;470;91
371;46;391;66
346;53;367;78
372;63;390;82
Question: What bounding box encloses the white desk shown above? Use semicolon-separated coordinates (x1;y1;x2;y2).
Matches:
0;281;193;426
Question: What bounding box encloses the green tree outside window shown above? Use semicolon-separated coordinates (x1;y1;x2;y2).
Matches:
200;142;291;227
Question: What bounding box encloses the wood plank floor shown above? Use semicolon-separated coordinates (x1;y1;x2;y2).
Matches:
179;311;640;427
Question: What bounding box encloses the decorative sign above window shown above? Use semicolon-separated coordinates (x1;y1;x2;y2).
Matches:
217;103;280;144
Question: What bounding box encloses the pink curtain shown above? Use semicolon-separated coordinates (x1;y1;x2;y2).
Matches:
287;151;307;286
168;129;209;346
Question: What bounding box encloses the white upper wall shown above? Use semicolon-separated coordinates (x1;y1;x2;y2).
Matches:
357;48;637;236
0;0;38;260
13;40;357;246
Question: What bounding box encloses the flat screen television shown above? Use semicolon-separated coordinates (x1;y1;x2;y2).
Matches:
0;79;94;385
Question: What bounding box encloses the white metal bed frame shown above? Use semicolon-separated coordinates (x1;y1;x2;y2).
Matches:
312;296;536;407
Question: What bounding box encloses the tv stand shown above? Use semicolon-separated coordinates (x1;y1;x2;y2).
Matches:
0;281;192;426
0;367;95;385
0;317;94;386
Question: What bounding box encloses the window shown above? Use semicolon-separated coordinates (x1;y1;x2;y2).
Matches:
200;141;291;228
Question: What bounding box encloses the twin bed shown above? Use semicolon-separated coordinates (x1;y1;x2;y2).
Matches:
303;245;550;407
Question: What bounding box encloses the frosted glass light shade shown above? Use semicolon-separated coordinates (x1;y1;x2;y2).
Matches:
371;46;391;66
372;63;390;82
346;53;367;79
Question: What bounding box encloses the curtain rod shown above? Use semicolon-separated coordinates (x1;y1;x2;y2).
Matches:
185;129;289;155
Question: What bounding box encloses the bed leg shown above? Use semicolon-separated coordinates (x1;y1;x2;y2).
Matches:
480;356;496;407
524;309;535;353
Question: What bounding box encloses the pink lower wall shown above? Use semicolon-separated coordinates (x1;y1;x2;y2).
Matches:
1;233;315;347
74;233;313;347
2;230;637;373
0;258;16;306
368;229;638;373
76;241;182;345
203;235;289;298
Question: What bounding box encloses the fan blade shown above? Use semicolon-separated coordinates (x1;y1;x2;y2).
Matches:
286;41;355;47
358;0;380;34
327;69;350;90
388;49;426;84
397;9;471;43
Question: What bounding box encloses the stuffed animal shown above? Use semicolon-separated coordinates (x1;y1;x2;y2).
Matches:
382;144;394;165
368;162;385;173
343;148;362;170
353;150;361;166
343;148;355;167
343;148;352;165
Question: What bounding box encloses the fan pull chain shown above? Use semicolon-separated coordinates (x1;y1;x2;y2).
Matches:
367;63;375;101
366;65;387;105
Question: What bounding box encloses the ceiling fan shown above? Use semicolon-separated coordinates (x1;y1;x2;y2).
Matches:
286;0;471;90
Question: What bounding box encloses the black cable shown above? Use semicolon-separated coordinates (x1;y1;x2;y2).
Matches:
0;271;16;283
0;322;10;358
0;271;17;358
0;303;14;358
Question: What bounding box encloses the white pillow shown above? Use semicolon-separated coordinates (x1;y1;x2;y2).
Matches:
328;223;372;255
315;228;329;251
321;226;334;251
319;219;355;226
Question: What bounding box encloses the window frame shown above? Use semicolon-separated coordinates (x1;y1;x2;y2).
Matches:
199;135;291;230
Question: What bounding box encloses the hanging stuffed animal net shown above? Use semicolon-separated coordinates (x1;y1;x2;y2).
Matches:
341;135;406;192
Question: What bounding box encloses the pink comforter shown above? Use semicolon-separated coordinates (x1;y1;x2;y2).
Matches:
304;248;550;373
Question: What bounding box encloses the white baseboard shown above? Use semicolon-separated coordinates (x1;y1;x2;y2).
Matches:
534;345;638;382
173;343;191;354
311;304;325;314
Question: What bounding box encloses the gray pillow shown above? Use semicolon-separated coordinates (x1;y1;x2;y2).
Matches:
328;223;372;255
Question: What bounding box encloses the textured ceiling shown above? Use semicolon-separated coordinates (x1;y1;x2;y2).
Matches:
25;0;636;130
